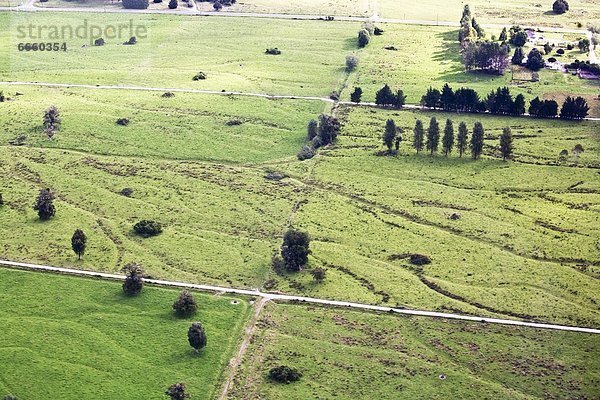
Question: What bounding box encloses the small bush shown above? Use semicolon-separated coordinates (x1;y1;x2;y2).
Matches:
265;48;282;55
548;57;557;62
162;91;175;98
94;38;105;46
173;290;198;317
124;36;137;45
269;366;301;384
374;27;384;35
122;263;144;296
329;91;340;101
193;72;207;80
0;91;5;102
345;54;359;71
311;267;326;283
213;1;223;10
410;254;431;265
226;118;243;126
297;145;315;161
133;220;163;237
120;188;134;197
168;0;177;8
566;44;574;50
271;254;286;275
116;118;130;126
556;48;565;54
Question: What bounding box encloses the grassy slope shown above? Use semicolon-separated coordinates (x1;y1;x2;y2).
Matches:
0;267;251;400
268;106;600;327
345;24;599;107
0;85;599;326
0;12;355;97
196;0;372;16
228;302;600;400
379;0;600;28
0;85;324;163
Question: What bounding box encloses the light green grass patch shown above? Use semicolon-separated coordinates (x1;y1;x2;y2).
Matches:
1;12;356;97
379;0;600;28
0;85;324;163
229;302;600;400
345;24;599;108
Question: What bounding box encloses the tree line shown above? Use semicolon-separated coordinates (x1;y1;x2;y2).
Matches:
381;117;514;160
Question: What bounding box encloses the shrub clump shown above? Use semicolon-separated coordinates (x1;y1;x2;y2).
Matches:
122;263;144;296
120;188;134;197
94;38;105;46
268;366;301;384
297;145;316;161
124;36;137;45
116;118;130;126
133;220;163;237
193;72;207;81
410;254;432;265
173;290;198;317
122;0;149;8
265;48;282;55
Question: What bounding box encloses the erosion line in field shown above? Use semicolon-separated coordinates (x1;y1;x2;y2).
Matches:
218;297;269;400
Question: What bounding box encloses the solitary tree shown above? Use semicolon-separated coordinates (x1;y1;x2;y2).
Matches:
552;0;569;14
311;267;326;283
165;383;190;400
413;119;425;154
281;229;311;272
457;122;469;158
43;105;61;139
122;263;144;296
168;0;177;8
395;127;404;152
572;144;584;162
173;290;198;317
350;87;363;103
383;119;397;151
499;127;514;160
442;119;454;156
71;229;87;260
345;55;359;71
578;38;590;52
471;122;485;159
212;0;222;10
34;188;55;220
426;117;440;155
358;29;370;48
188;322;207;353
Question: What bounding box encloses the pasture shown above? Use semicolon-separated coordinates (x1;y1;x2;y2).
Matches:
379;0;600;28
228;302;600;399
0;267;251;400
345;23;599;109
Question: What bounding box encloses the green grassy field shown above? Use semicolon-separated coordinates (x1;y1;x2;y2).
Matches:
266;105;600;327
0;267;251;400
196;0;373;16
1;12;355;97
0;85;324;163
379;0;600;28
228;302;600;400
1;84;599;327
344;24;600;109
2;12;596;107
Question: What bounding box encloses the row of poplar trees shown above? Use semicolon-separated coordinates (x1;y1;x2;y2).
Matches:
383;117;513;160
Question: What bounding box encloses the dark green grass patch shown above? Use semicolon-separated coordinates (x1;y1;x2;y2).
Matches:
0;267;251;400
